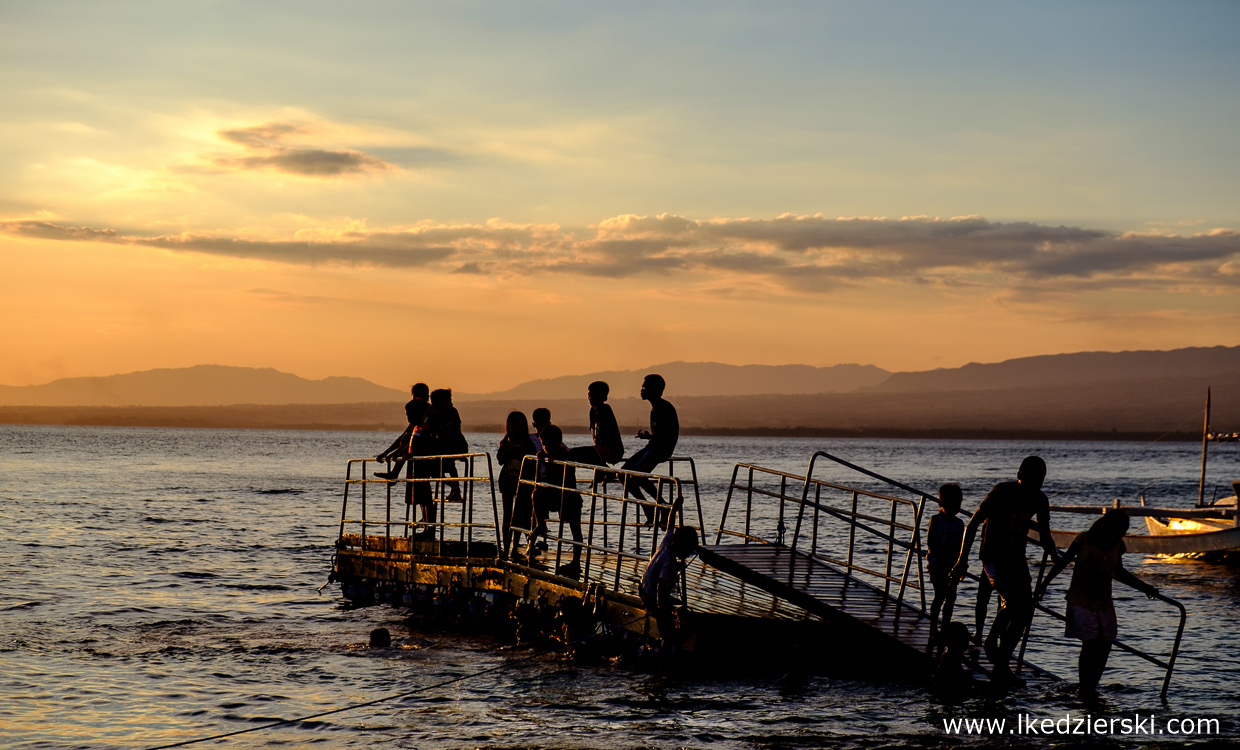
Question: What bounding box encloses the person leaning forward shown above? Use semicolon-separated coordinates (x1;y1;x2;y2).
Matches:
951;455;1059;688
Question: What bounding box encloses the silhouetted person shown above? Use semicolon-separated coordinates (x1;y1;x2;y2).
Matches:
496;411;537;556
428;388;468;502
529;424;585;577
928;483;965;637
1035;509;1157;698
951;455;1059;688
622;374;679;524
567;380;624;467
376;383;429;479
369;627;391;648
640;503;698;644
531;407;551;452
934;621;976;700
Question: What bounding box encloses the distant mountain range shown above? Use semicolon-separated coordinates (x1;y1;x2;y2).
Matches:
0;364;406;407
455;361;891;402
869;346;1240;393
1;347;1238;438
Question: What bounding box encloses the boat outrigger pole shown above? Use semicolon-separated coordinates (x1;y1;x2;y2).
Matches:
1198;388;1210;508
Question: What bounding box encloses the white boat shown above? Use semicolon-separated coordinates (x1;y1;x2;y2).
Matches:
1048;389;1239;558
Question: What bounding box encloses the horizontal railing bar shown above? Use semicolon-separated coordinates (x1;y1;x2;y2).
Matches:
1031;602;1168;669
724;485;916;533
728;471;916;508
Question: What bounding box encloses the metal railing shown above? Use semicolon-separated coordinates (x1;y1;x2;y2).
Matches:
337;452;501;556
510;456;703;598
715;452;929;610
1020;550;1188;701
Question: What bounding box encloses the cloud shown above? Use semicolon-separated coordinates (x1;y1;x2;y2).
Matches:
210;123;391;177
3;214;1238;297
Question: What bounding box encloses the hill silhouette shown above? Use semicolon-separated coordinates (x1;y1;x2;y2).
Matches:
0;365;406;406
457;361;890;401
870;346;1240;392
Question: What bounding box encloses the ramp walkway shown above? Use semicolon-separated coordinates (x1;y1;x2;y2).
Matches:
703;452;1059;685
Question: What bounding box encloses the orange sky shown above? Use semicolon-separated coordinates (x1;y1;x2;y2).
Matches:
3;3;1238;391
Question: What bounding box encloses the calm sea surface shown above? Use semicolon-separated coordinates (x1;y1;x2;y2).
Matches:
2;425;1238;748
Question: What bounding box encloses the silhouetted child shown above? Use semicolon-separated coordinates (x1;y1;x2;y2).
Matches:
376;382;429;479
529;424;585;576
530;407;551;452
496;411;537;556
428;388;468;502
1035;509;1157;697
640;510;698;644
934;621;975;699
927;483;965;636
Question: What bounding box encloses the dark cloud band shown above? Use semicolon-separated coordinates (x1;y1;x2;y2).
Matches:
2;214;1237;293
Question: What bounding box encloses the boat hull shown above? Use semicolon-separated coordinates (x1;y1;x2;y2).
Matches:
1046;526;1240;557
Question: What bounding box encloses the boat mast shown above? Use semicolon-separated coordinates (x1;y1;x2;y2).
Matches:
1198;387;1210;507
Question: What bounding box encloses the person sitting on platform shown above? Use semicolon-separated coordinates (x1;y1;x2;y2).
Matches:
1034;509;1158;698
496;411;538;557
927;483;965;638
621;374;679;525
376;382;429;480
567;380;624;467
528;424;585;578
428;388;469;502
640;499;698;645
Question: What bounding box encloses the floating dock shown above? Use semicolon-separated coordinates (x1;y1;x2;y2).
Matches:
331;450;1181;691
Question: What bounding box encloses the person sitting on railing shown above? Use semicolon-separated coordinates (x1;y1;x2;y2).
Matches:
1034;509;1158;698
497;411;538;557
640;500;698;645
375;382;429;480
951;455;1059;689
622;374;679;524
529;424;585;578
927;483;965;639
567;380;624;467
428;388;469;503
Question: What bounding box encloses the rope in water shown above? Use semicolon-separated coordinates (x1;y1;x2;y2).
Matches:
143;612;650;750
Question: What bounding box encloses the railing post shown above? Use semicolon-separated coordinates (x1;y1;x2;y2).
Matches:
846;490;859;578
340;460;353;543
1160;596;1187;701
1016;549;1051;675
777;474;787;547
884;498;897;597
614;486;628;592
585;473;599;583
717;464;741;545
744;466;755;545
810;482;822;557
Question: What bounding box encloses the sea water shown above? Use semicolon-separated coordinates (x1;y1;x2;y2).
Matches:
1;425;1237;748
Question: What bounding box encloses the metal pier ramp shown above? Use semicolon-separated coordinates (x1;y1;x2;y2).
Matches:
698;545;933;650
695;543;1058;684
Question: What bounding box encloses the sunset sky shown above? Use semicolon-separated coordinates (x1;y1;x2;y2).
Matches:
3;1;1238;393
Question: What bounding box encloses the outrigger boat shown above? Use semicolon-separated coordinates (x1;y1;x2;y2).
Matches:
1047;389;1240;557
